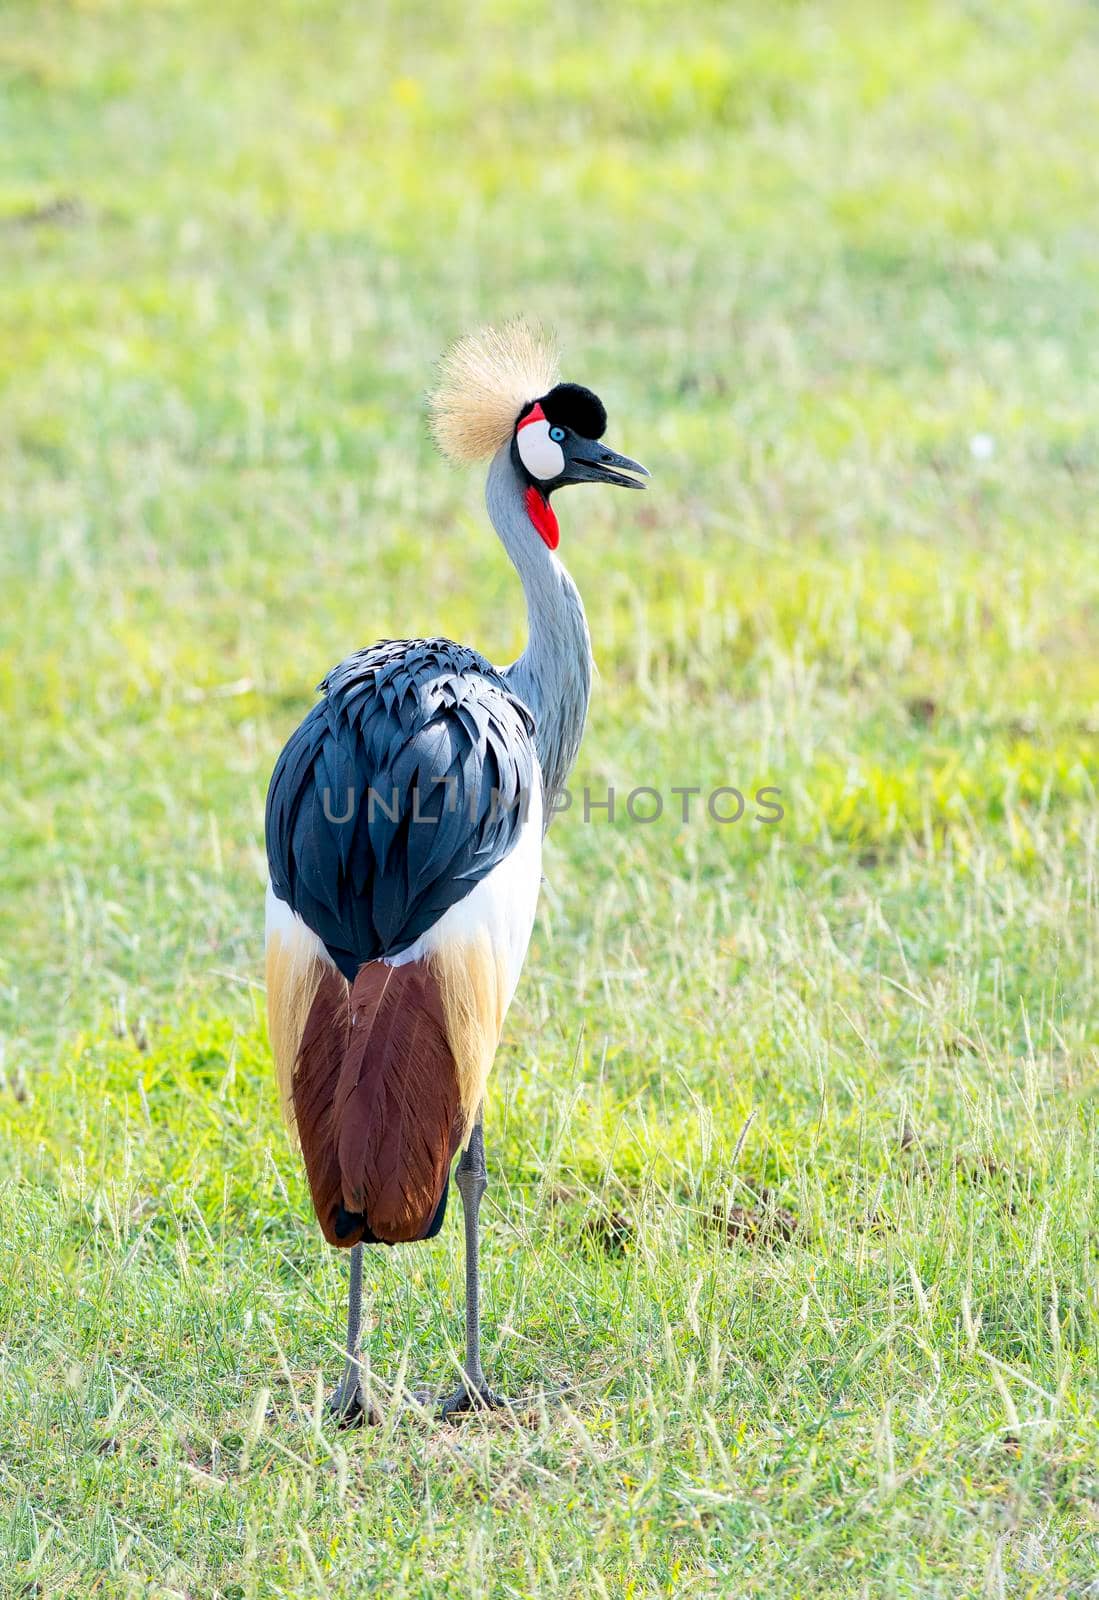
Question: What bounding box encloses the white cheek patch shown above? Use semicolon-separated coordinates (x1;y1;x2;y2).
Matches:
516;418;565;481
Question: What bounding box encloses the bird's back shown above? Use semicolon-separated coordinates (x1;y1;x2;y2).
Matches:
265;638;543;1246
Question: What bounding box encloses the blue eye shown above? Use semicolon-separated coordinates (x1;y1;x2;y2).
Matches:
549;426;566;443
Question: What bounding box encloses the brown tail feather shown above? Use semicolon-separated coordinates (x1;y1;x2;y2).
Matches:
293;967;352;1244
294;960;461;1247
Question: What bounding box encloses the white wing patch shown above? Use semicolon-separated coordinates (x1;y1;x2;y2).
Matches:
265;881;336;964
265;882;340;1132
387;777;543;1000
387;776;544;1134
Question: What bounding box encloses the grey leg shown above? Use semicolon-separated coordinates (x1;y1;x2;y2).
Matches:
439;1116;503;1418
327;1243;377;1426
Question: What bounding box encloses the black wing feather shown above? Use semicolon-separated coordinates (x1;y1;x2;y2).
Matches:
266;638;538;979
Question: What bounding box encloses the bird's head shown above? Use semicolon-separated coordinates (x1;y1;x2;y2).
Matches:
428;321;648;551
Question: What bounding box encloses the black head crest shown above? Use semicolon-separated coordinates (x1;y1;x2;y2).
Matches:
536;382;607;440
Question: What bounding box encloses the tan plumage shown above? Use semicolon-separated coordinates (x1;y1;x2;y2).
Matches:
429;930;511;1143
427;319;560;464
265;927;330;1135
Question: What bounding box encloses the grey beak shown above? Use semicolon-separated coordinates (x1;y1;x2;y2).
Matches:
562;436;650;490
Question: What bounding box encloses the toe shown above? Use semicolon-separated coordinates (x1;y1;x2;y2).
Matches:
440;1383;505;1421
327;1387;380;1428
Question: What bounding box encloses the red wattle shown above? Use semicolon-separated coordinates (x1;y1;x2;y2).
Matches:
525;486;559;550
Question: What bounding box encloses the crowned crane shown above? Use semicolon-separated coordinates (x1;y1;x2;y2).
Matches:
264;322;648;1421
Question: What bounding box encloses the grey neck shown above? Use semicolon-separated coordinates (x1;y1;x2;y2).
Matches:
486;444;593;818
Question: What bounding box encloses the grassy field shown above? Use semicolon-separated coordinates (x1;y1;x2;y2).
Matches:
2;0;1098;1593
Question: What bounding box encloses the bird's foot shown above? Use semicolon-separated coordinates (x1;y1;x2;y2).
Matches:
438;1380;507;1422
411;1378;567;1423
327;1380;380;1429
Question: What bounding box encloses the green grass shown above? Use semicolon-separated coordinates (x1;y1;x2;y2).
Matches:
2;0;1098;1593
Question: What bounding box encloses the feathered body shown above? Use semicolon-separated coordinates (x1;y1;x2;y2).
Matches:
264;322;645;1289
266;639;543;1245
